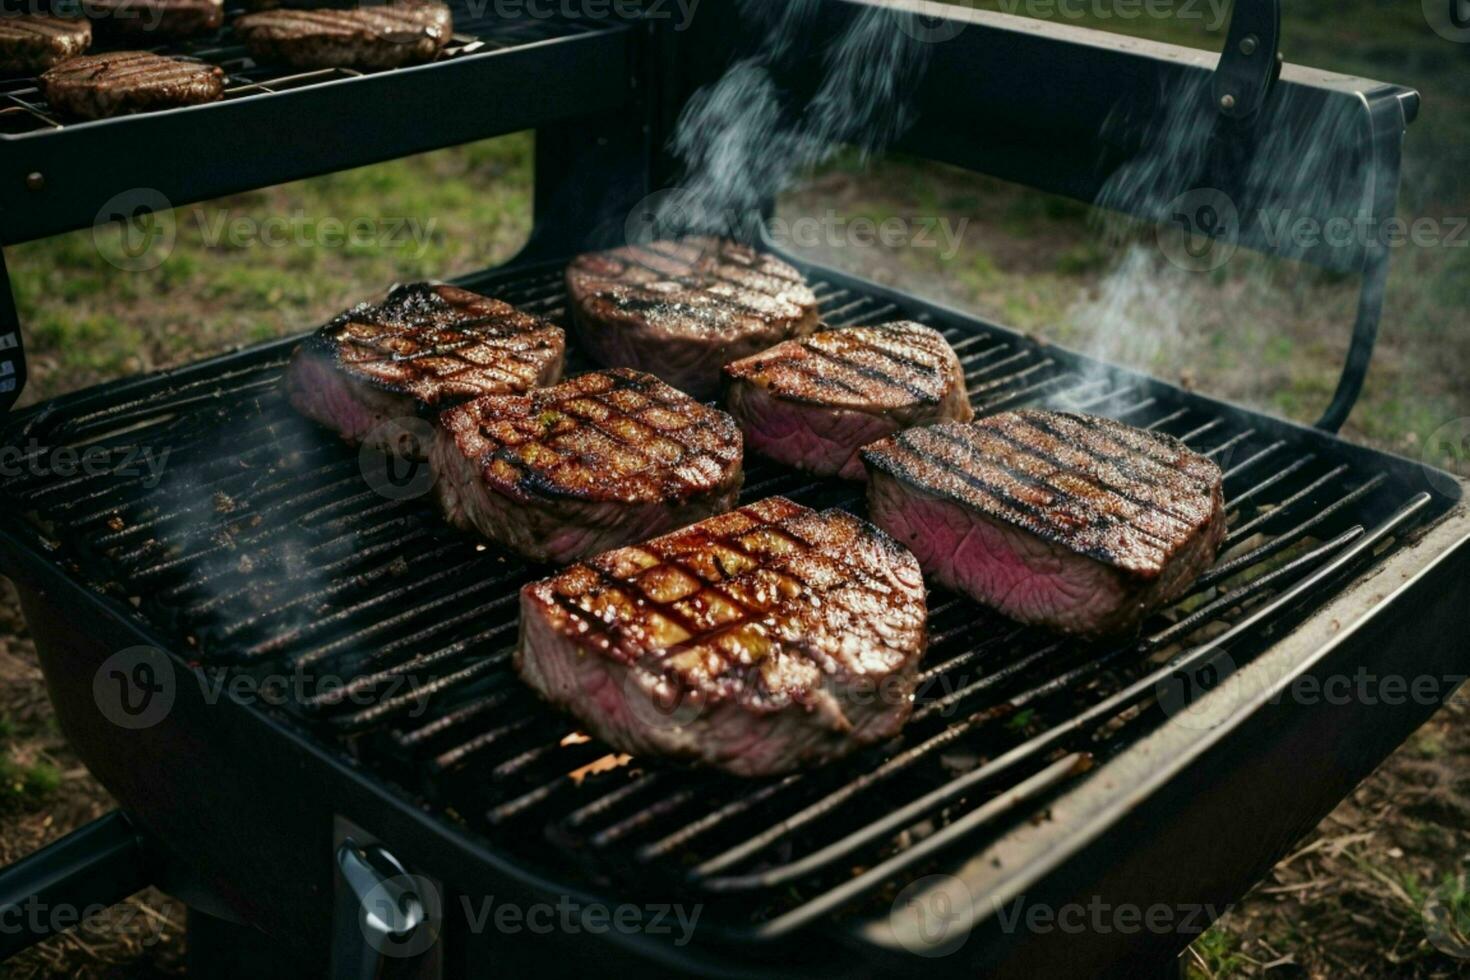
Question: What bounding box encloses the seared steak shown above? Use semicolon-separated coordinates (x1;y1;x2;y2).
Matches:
517;496;927;776
40;51;224;119
0;16;91;74
285;283;565;454
862;411;1225;637
84;0;224;39
724;321;973;480
234;0;453;70
564;238;820;399
431;368;743;564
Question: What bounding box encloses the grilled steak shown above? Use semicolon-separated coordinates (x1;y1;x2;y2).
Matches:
84;0;224;39
862;411;1226;637
431;368;743;564
40;51;224;119
286;283;565;455
564;238;820;400
724;321;973;480
0;16;90;74
517;496;927;776
234;0;453;70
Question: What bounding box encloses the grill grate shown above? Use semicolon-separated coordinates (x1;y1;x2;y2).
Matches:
0;2;605;134
0;259;1451;937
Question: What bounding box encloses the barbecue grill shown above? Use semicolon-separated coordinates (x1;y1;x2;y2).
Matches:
0;1;1466;977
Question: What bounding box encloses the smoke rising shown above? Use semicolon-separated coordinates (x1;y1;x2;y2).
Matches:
655;0;932;239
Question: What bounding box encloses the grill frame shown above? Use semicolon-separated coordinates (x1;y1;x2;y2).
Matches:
1;251;1466;977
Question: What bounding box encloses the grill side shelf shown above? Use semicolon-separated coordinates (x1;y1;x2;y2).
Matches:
0;11;633;246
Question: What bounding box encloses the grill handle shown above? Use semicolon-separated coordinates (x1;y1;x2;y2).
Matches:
0;810;152;962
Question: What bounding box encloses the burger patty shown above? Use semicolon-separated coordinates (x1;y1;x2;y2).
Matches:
723;321;973;480
234;0;453;70
40;51;224;119
564;238;820;400
862;410;1226;638
286;283;566;456
84;0;224;40
431;368;743;564
516;496;928;776
0;15;91;74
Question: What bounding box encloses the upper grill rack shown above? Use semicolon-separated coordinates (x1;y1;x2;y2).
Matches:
0;2;601;135
0;259;1454;941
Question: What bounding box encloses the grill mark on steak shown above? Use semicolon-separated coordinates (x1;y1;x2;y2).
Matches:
515;497;927;775
296;283;565;406
440;368;739;505
40;51;224;119
432;368;743;563
565;237;820;398
234;0;451;69
723;322;972;480
862;410;1225;637
862;411;1224;577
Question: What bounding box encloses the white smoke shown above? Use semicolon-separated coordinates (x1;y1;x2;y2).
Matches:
657;0;931;238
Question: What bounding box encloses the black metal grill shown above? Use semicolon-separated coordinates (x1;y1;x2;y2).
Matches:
0;1;601;135
0;257;1453;941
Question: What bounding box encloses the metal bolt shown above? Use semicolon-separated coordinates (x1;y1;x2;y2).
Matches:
1239;34;1258;55
25;172;43;192
1219;93;1236;111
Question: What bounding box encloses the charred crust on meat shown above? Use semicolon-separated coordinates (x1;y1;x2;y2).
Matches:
723;321;972;416
520;497;926;708
292;282;566;407
40;51;225;119
861;410;1225;579
234;0;452;69
437;367;742;505
0;15;92;73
